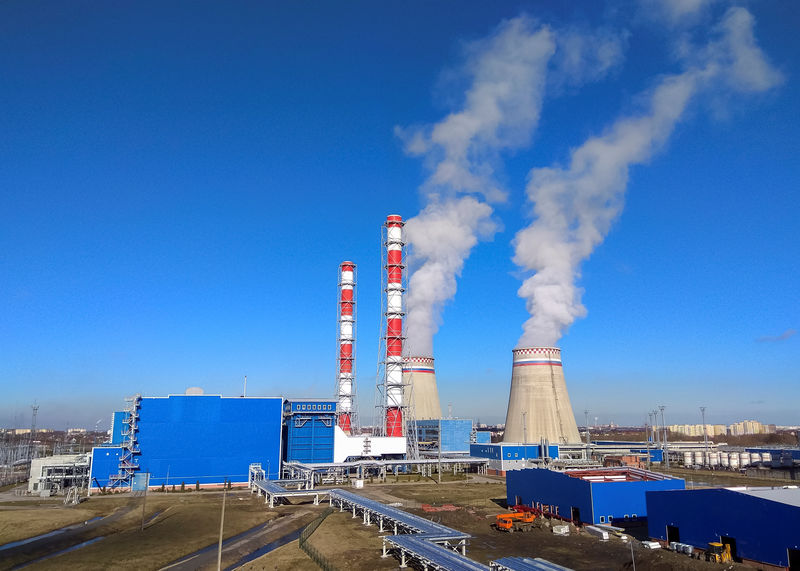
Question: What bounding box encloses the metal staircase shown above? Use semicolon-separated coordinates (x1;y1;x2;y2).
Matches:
110;394;141;488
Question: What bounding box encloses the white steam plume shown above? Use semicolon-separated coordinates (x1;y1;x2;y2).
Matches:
399;16;625;357
514;7;782;348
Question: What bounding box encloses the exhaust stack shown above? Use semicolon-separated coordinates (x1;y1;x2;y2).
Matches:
384;215;405;436
336;261;356;434
502;347;580;444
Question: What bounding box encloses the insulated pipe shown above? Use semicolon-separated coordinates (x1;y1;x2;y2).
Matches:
385;215;405;436
337;262;356;433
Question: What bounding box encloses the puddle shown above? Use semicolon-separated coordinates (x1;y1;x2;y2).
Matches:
0;517;103;552
11;536;106;569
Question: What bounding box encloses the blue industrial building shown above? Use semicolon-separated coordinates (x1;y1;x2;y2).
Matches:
90;394;283;490
284;399;335;464
474;430;492;444
506;467;685;525
109;411;126;445
646;486;800;568
470;443;559;475
415;419;472;453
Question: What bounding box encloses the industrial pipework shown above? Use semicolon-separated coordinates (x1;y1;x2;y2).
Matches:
337;261;357;434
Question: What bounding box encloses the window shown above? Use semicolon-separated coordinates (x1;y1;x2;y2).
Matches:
632;514;637;518
608;515;613;522
599;516;606;523
624;515;629;519
313;405;317;410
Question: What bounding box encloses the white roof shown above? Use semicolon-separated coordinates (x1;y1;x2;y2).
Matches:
729;486;800;508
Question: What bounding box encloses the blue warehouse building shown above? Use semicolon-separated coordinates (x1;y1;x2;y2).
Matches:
507;467;685;525
284;400;336;464
90;394;283;490
470;443;559;475
646;486;800;568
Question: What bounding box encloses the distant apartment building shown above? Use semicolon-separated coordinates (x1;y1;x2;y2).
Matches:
669;421;776;438
668;424;727;437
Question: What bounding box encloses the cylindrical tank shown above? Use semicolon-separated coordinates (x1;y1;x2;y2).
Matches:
683;451;693;466
729;454;740;469
751;453;762;465
762;452;772;463
694;451;704;466
740;452;750;466
402;356;441;420
709;452;720;467
720;453;730;467
502;347;581;444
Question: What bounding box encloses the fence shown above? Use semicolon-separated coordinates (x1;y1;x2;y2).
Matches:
298;506;336;571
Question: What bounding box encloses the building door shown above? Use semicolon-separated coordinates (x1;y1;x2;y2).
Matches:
787;548;800;570
571;507;581;523
721;536;739;562
666;525;680;543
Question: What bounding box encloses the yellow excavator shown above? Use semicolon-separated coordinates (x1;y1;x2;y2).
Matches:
705;542;732;563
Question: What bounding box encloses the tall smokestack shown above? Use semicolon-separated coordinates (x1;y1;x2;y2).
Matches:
502;347;580;444
384;215;405;436
402;357;441;420
336;261;356;434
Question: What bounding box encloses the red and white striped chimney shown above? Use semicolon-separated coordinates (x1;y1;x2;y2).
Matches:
337;261;356;434
385;215;405;436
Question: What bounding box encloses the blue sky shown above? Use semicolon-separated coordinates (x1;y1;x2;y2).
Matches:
1;1;798;430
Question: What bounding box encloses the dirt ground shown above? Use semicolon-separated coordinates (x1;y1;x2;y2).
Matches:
0;489;305;570
0;474;774;570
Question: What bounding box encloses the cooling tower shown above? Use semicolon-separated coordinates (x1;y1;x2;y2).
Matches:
402;356;442;420
502;347;581;444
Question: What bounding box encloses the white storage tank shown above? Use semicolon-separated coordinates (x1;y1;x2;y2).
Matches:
683;451;694;466
762;452;772;463
740;452;751;466
694;451;705;465
729;454;740;469
751;453;762;465
720;453;730;467
709;452;720;467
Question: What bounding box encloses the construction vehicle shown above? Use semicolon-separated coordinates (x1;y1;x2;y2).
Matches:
705;542;732;563
492;512;535;532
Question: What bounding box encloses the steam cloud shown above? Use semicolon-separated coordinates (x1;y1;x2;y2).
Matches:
399;16;624;357
514;7;782;348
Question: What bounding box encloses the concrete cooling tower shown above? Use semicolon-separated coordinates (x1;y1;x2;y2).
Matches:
402;356;442;420
502;347;581;444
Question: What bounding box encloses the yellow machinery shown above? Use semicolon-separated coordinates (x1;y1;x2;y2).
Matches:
492;512;535;532
705;542;732;563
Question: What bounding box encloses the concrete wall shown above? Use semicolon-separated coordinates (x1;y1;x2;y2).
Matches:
647;488;800;567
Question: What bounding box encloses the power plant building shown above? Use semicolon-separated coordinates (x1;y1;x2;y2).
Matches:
646;487;800;568
507;467;685;525
502;347;581;445
90;394;283;489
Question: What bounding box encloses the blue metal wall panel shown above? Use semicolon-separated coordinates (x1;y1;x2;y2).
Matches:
90;447;123;487
135;395;283;485
470;444;501;459
506;469;593;523
591;478;684;524
109;411;126;445
647;488;800;567
475;431;492;444
415;419;472;452
285;400;335;464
